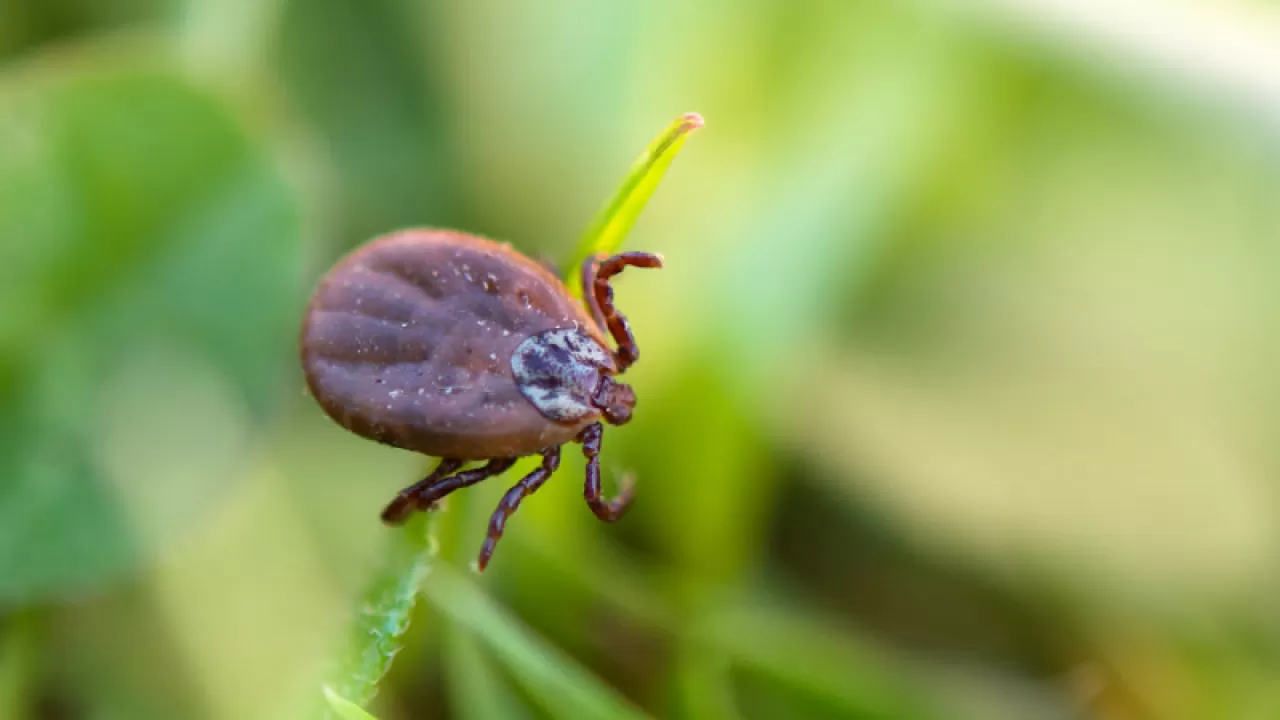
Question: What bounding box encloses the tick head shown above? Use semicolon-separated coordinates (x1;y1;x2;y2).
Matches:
593;375;635;425
512;327;618;424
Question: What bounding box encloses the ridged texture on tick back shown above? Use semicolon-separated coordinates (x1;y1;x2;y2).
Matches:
300;229;611;458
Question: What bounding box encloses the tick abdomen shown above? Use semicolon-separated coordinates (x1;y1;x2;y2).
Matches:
300;229;608;459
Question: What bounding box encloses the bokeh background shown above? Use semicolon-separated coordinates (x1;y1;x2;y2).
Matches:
4;0;1280;718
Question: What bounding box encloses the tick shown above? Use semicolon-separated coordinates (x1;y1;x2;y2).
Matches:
299;228;660;570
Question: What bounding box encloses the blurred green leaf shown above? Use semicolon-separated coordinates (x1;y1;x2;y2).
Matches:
323;686;383;720
275;0;456;242
519;531;672;631
326;511;441;714
625;355;775;593
424;564;649;720
707;22;972;384
445;626;531;720
0;0;169;59
0;612;39;720
706;603;939;719
565;112;703;294
669;639;740;720
0;55;300;602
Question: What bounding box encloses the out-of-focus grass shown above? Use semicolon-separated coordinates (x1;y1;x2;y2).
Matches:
424;565;648;720
0;46;301;603
4;1;1280;719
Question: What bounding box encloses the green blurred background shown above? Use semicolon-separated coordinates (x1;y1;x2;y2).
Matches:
4;0;1280;718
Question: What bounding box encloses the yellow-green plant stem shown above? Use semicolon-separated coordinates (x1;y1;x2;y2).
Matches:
566;112;704;294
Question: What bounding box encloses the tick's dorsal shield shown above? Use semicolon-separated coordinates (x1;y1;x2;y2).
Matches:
510;327;616;424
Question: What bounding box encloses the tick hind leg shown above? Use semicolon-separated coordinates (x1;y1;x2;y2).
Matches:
476;446;562;571
581;251;662;371
381;457;516;525
579;423;634;521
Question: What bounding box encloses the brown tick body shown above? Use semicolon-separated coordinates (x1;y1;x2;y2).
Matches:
300;228;659;570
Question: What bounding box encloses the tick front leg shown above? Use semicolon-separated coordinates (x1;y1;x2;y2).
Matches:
580;254;607;331
584;251;662;371
476;446;561;571
579;423;634;522
381;457;516;525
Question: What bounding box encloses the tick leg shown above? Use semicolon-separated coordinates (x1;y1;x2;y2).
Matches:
579;423;634;522
380;458;463;524
476;446;561;571
580;254;607;331
380;458;516;525
585;251;662;371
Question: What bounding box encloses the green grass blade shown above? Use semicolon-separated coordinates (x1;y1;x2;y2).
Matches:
705;603;940;719
323;686;382;720
446;626;531;720
423;564;650;720
323;510;441;716
565;112;704;293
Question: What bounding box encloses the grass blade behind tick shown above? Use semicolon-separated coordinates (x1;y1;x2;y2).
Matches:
565;112;704;294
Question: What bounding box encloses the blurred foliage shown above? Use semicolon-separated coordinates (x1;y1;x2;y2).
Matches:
0;51;300;601
4;0;1280;719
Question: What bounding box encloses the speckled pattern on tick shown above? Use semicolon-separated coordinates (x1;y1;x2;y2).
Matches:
300;228;660;571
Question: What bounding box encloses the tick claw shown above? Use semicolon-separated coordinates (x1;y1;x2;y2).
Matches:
380;501;411;525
